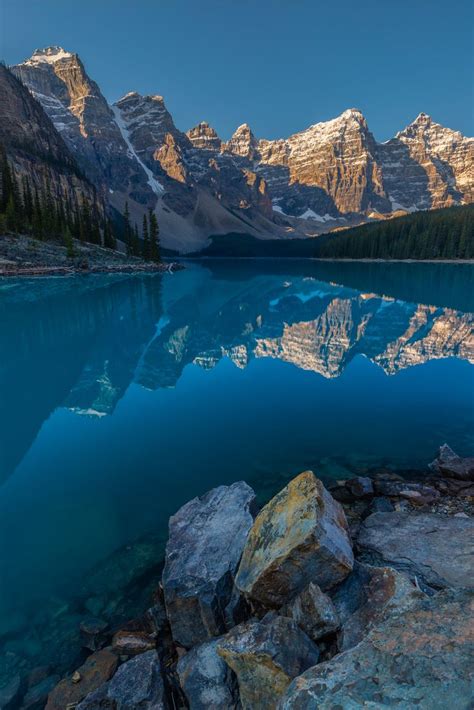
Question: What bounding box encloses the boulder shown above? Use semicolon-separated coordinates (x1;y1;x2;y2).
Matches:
369;496;394;513
217;614;319;710
75;684;113;709
373;477;440;503
281;582;340;642
235;471;353;608
331;562;422;650
45;648;118;710
358;512;474;590
346;476;374;498
177;638;239;709
280;589;474;709
327;476;374;503
107;651;168;709
162;481;256;648
111;629;156;655
430;443;474;481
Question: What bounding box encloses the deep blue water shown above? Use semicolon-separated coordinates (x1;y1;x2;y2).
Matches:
0;260;473;675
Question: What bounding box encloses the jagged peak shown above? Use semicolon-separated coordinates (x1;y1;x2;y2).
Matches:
25;46;75;65
413;112;433;124
115;91;166;106
186;121;222;149
233;122;254;135
340;107;365;120
187;121;220;138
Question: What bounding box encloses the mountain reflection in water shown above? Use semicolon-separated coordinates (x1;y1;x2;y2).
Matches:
0;260;472;635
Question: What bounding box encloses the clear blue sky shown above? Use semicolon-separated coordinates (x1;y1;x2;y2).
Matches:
1;0;473;141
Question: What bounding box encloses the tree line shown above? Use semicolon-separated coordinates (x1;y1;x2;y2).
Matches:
122;202;160;262
0;144;161;262
316;205;474;260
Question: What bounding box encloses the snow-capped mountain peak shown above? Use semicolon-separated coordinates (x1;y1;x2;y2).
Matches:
25;46;74;65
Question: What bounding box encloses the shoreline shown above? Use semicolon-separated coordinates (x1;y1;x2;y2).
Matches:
180;255;474;264
0;261;182;278
4;447;472;709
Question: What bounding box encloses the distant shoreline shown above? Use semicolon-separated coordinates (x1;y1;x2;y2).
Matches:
180;255;474;264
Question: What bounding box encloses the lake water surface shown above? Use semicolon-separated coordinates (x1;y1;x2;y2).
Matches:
0;260;473;675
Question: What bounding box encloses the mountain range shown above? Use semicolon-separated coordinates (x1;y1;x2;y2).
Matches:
5;45;474;253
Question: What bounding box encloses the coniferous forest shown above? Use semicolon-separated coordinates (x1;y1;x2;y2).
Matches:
317;205;474;260
0;144;161;263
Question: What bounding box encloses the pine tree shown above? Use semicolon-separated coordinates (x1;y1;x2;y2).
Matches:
103;218;116;250
132;223;140;257
149;210;161;263
63;225;75;259
142;213;150;261
123;201;133;255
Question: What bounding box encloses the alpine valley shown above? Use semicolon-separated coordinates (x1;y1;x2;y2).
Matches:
6;45;474;254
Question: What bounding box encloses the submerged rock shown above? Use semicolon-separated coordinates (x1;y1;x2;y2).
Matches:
79;617;109;652
280;589;474;709
217;614;319;710
45;648;118;710
235;471;353;607
21;675;60;710
162;481;256;648
177;638;239;709
331;562;422;650
0;674;22;710
280;582;340;642
358;512;474;590
430;443;474;481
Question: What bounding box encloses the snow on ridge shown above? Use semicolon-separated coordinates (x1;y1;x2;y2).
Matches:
111;104;164;196
26;46;74;65
299;209;337;222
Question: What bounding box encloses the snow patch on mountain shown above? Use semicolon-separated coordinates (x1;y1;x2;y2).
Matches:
111;104;164;195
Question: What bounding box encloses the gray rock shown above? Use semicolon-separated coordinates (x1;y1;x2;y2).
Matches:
76;684;113;709
430;443;474;481
357;512;474;589
369;496;394;513
107;651;168;709
177;638;239;709
281;582;340;642
111;629;156;655
346;476;374;498
146;597;168;636
280;589;473;709
373;476;440;503
235;471;353;608
218;614;319;710
162;481;256;648
332;562;422;650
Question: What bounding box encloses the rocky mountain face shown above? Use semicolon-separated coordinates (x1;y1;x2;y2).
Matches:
11;46;474;252
12;47;156;218
0;64;97;211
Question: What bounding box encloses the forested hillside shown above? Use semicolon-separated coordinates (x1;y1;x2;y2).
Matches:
317;205;474;259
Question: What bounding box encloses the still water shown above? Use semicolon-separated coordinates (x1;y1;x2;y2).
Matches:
0;260;473;674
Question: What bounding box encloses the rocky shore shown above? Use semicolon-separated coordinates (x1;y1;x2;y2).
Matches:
0;235;181;277
2;445;473;709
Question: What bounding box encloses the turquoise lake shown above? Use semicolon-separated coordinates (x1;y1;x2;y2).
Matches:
0;260;473;674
